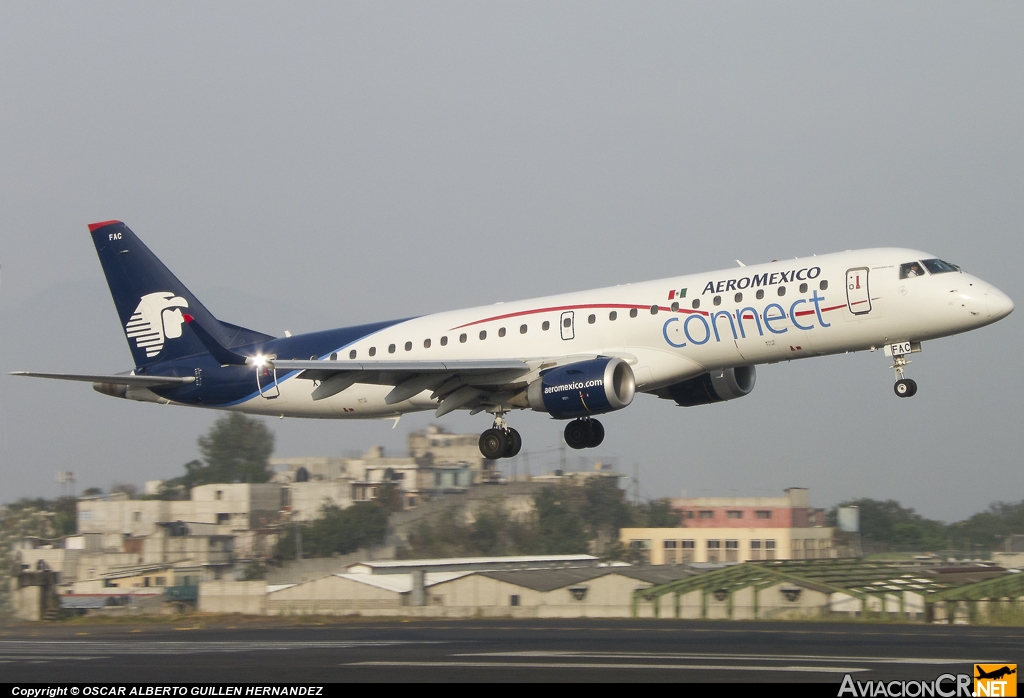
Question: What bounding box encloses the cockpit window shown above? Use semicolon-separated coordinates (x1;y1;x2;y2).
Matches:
899;262;926;279
921;258;960;274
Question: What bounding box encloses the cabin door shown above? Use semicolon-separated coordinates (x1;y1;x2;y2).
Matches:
845;268;871;315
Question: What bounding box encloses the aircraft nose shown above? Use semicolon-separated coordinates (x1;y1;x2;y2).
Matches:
986;285;1014;320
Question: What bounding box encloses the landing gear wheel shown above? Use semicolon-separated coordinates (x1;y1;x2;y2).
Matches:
479;428;509;459
504;428;522;458
894;378;918;398
564;420;590;450
586;420;605;448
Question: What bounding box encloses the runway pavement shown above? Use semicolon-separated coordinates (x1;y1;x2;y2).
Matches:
1;618;1021;683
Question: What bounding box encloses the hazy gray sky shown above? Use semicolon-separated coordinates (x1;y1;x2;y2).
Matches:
2;2;1021;521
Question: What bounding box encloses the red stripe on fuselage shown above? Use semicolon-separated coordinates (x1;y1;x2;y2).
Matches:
450;299;856;331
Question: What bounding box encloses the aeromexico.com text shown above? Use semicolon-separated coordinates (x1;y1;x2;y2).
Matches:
544;380;603;394
701;266;821;295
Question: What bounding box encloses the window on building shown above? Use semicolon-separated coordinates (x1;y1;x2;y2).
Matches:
681;540;695;563
629;539;652;564
144;577;151;587
706;539;721;563
725;539;739;562
727;510;743;519
217;513;230;525
765;539;776;560
510;594;520;607
756;510;772;519
698;510;714;519
749;539;762;561
155;576;166;586
215;490;223;500
683;510;694;519
663;539;678;565
133;511;141;522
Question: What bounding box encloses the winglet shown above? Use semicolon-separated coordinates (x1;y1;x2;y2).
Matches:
88;220;123;232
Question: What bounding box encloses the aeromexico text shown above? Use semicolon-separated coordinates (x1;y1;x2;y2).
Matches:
701;266;822;295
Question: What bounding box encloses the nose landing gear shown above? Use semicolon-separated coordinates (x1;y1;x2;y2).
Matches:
891;353;918;398
478;412;522;460
564;418;605;450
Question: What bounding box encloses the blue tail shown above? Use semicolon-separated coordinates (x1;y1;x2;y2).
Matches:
89;220;274;368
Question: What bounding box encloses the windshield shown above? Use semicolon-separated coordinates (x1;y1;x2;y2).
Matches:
921;258;960;274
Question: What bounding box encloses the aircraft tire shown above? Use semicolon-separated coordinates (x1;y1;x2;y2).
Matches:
564;420;590;450
504;428;522;458
586;419;605;448
894;379;917;398
479;428;508;459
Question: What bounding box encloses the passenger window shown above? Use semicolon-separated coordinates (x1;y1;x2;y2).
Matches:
650;305;658;314
734;293;742;303
423;339;431;349
369;347;376;357
440;336;448;346
777;286;786;297
819;280;828;291
670;302;679;312
692;299;700;309
520;324;527;334
630;308;638;318
388;344;396;354
563;317;572;328
588;314;595;324
479;330;487;340
756;289;764;300
921;258;960;274
498;327;506;337
900;262;926;279
405;341;412;351
542;321;550;331
713;296;721;306
347;350;355;360
459;333;467;343
609;311;617;321
330;352;337;360
799;283;807;293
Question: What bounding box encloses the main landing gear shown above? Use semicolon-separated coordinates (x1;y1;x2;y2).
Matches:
891;352;918;398
563;418;605;450
478;412;522;460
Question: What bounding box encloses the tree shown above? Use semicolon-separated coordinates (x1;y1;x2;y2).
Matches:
950;501;1024;550
826;499;947;551
165;413;275;491
275;503;389;559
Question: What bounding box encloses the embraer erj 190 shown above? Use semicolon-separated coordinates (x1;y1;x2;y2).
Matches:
14;221;1014;459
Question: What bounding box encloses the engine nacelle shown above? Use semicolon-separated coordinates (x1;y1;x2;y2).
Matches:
655;366;756;407
515;357;636;419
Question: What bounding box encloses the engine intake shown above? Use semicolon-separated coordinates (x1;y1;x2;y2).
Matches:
655;366;756;407
515;357;636;419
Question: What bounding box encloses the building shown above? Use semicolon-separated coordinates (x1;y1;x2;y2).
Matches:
620;488;836;564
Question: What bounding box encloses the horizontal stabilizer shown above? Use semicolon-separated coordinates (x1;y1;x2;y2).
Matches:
11;371;195;388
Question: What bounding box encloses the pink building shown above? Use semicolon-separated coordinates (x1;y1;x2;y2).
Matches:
671;488;826;529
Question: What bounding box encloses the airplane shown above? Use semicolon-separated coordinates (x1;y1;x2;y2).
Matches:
13;220;1014;460
976;666;1017;681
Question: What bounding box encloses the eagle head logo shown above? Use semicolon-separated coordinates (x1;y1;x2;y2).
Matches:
124;292;190;358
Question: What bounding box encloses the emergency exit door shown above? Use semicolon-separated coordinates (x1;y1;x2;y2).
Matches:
846;267;871;315
560;311;575;340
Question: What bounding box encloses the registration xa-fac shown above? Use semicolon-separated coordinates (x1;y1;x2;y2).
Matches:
14;221;1014;459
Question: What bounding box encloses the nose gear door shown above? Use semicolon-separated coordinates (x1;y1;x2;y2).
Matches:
560;311;575;340
846;267;871;315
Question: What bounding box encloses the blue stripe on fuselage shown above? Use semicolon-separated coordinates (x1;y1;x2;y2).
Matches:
147;318;412;407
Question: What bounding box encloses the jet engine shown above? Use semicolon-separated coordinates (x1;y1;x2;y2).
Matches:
511;357;636;419
654;366;756;407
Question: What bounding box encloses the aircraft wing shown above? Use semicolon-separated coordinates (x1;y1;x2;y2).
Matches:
267;356;590;416
10;371;196;388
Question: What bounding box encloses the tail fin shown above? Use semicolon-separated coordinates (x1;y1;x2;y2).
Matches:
89;221;273;367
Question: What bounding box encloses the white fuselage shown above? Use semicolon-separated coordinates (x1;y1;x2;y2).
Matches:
228;248;1013;418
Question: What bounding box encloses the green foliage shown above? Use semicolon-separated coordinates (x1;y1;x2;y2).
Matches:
827;499;948;551
0;497;78;616
239;560;266;581
164;413;275;492
275;503;389;559
631;499;683;528
950;501;1024;550
81;487;103;497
